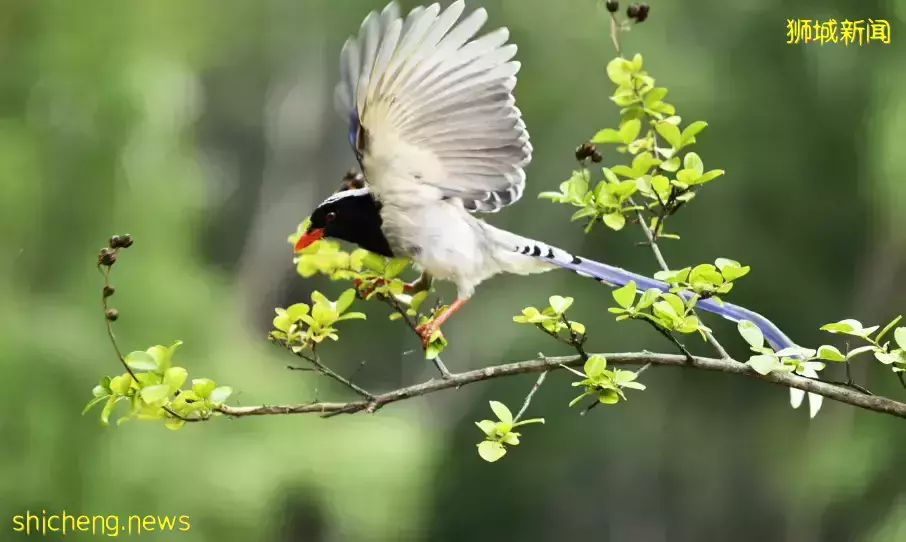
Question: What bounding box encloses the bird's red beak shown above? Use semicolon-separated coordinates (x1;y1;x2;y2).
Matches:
293;228;324;253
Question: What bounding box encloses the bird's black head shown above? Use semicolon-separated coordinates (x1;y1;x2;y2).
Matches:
293;185;394;258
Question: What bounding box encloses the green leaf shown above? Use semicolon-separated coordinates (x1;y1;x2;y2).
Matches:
636;288;660;310
655;122;683;149
653;267;691;284
139;384;171;405
584;355;608;378
165;419;186;431
501;433;520;446
602;212;626;231
110;374;134;396
336;311;366;322
895;327;906;350
310;291;331;307
694;169;725;184
591;128;623;144
619;119;642;144
475;420;497;437
660;293;685;316
683;152;704;175
689;263;723;286
602;167;620;184
477;440;507;463
612;281;637;309
336;289;356;314
82;396;107;415
549;295;574;314
821;319;862;334
100;396;118;426
163;367;188;393
643;87;668;107
606;58;633;84
738;320;764;349
747;354;780;376
125;351;158;372
489;401;513;425
676;169;700;184
817;345;846;362
630;52;643;71
681;121;708;143
598;389;620;404
383;257;410;278
209;386;233;405
660;157;681;173
846;345;877;359
424;332;448;360
192;378;216;399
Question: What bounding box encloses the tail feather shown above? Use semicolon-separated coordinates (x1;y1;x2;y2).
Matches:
510;240;796;351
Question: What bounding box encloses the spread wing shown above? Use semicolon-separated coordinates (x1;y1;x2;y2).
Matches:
334;1;531;213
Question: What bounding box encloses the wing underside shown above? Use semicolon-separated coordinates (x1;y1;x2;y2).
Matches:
334;1;531;213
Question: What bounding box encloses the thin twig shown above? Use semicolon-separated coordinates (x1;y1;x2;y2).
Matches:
514;371;549;422
380;293;454;378
217;352;906;420
101;265;137;381
642;318;694;362
608;13;623;58
561;314;590;361
275;341;374;400
100;250;201;423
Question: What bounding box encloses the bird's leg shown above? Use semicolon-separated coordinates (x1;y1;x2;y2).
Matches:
415;297;468;347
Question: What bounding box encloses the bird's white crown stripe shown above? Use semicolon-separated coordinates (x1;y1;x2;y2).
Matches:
319;186;372;207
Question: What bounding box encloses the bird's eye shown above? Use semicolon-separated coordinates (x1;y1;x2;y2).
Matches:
325;211;337;222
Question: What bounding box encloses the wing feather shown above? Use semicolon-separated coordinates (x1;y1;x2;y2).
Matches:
336;1;531;213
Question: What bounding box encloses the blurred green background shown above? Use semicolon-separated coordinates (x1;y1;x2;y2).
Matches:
3;0;905;540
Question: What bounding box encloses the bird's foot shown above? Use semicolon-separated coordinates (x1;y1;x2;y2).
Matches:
415;323;444;348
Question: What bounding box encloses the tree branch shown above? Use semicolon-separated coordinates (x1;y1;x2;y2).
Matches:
217;351;906;420
514;370;549;422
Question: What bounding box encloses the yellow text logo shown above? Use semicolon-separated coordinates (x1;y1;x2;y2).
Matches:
786;18;891;45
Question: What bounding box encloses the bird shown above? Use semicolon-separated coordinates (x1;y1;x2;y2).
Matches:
293;0;797;352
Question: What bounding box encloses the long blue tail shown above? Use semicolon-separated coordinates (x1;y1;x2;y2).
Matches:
515;241;796;351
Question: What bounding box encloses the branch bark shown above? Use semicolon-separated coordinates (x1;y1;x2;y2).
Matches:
217;352;906;420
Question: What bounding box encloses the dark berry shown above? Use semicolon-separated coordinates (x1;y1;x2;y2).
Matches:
103;285;116;298
98;248;117;266
605;0;619;13
105;309;119;321
626;3;639;18
121;234;134;248
636;3;649;22
109;235;122;248
591;151;603;163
